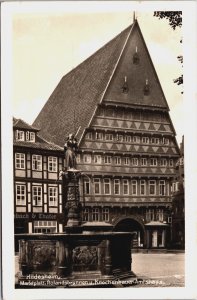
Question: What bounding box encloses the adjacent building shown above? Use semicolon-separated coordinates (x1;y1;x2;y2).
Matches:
171;136;185;249
29;19;180;248
13;117;64;250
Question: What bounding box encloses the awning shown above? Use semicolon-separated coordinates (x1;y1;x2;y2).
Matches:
145;221;170;227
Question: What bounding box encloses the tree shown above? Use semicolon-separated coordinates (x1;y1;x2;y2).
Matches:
154;11;183;89
153;11;182;29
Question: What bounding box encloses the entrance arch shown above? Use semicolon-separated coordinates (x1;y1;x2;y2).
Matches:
112;215;146;248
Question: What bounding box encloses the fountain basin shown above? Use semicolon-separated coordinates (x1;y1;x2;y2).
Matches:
16;231;136;288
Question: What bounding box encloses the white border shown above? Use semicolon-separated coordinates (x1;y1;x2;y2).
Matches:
2;1;197;299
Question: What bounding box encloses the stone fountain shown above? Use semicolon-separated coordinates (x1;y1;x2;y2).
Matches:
16;134;136;288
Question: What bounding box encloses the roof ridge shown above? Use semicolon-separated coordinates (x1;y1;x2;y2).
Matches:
135;20;170;111
79;22;135;144
99;20;137;106
14;118;19;126
13;117;40;131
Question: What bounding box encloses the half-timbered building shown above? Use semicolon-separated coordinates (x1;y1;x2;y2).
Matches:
13;118;64;249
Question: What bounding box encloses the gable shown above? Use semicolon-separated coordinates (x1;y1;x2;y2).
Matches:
103;22;168;109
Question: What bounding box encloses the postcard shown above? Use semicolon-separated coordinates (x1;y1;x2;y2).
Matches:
1;1;197;299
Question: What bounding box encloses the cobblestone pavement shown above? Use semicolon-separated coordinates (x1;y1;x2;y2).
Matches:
15;252;185;288
132;252;185;287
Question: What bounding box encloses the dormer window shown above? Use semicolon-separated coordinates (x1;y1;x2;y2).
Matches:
133;46;139;64
144;79;150;96
30;132;35;142
122;76;129;94
26;131;35;142
15;130;24;141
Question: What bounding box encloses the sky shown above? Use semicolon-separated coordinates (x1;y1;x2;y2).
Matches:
3;1;185;144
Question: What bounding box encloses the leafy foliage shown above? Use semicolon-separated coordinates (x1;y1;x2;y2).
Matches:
154;11;183;91
174;74;183;86
153;11;182;30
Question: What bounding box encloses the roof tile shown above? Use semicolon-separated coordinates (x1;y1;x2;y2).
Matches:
13;118;40;131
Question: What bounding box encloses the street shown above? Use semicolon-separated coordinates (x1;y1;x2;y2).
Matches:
132;252;184;287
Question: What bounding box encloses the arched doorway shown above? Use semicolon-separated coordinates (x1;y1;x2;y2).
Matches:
113;215;146;248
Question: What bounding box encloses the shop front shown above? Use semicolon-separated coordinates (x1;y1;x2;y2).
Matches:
145;221;169;249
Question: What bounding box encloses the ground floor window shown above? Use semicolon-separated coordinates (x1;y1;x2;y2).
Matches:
149;229;165;248
158;230;165;247
82;207;109;222
132;231;143;248
102;208;109;222
92;208;99;221
82;208;89;222
33;220;57;233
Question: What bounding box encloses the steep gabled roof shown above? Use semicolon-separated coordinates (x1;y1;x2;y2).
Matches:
13;117;39;131
33;20;170;147
13;117;63;151
102;21;169;109
33;24;133;147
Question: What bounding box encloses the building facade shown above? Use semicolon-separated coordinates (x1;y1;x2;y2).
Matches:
33;19;180;248
13;118;65;250
171;136;185;249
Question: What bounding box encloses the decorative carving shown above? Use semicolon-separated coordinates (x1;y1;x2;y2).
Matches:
72;246;98;271
67;185;80;202
28;241;56;271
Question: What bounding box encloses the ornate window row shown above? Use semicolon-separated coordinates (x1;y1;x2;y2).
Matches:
80;154;174;167
82;207;165;223
87;132;170;145
97;107;167;122
83;178;168;196
15;153;58;172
